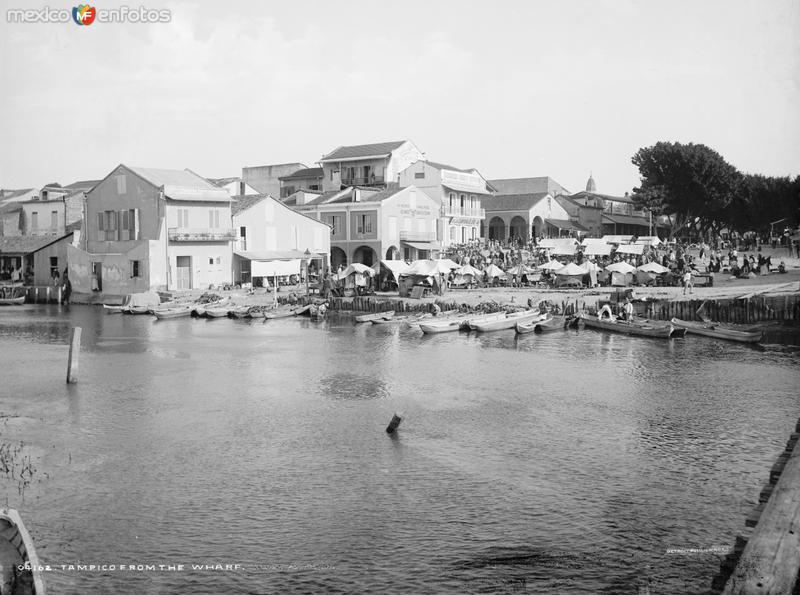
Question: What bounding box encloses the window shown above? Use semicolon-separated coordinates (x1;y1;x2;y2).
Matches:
471;227;477;240
49;256;58;279
209;257;214;265
326;215;338;235
403;217;411;231
216;256;221;265
414;172;425;179
31;211;38;230
460;194;466;208
450;226;456;241
51;210;58;228
403;247;411;260
239;226;247;250
208;209;220;228
130;260;141;278
409;189;416;210
357;214;372;234
116;175;126;194
119;209;138;240
387;216;397;239
177;208;189;228
462;227;466;243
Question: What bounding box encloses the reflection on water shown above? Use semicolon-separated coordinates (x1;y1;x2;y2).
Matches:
0;304;798;594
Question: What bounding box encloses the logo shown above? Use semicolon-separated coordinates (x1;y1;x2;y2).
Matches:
72;4;96;25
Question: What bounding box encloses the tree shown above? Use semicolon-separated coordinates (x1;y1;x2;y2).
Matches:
631;142;740;237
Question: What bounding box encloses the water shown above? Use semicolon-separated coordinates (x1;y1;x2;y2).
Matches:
0;305;798;594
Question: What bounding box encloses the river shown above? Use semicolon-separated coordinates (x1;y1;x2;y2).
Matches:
1;304;798;594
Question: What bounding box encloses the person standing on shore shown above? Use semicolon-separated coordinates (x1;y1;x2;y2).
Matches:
62;270;72;305
683;268;694;295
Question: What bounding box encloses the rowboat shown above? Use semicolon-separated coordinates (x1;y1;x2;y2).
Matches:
472;310;546;332
228;306;251;318
293;304;312;316
580;314;685;339
204;306;231;318
373;313;427;325
0;296;25;306
515;314;568;334
122;306;152;315
0;508;45;594
670;318;762;343
404;310;462;329
462;311;507;331
102;304;125;314
264;307;297;319
152;305;193;320
355;311;395;323
419;317;467;334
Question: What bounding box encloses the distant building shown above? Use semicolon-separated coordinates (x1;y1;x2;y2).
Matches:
569;175;664;237
231;193;330;286
488;177;571;197
278;167;324;198
69;164;234;295
397;160;491;246
482;193;577;241
555;194;603;238
242;163;308;197
318;140;424;193
207;177;260;197
295;184;441;268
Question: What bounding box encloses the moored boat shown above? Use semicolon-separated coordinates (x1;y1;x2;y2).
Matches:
264;307;297;319
102;304;125;314
123;305;152;315
515;314;569;334
228;306;251;318
472;310;545;332
204;306;231;318
0;508;45;594
355;310;395;323
419;317;468;334
462;311;507;331
670;318;762;343
0;296;26;306
581;314;684;338
152;305;193;320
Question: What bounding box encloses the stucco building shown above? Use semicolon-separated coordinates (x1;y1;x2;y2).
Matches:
397;160;490;246
242;163;308;197
482;192;576;242
69;164;234;295
317;140;424;192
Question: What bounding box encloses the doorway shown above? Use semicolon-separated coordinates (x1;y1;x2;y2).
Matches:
176;256;192;290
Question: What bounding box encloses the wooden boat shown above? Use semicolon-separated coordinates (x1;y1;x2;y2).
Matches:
462;311;507;331
152;305;193;320
472;310;546;332
580;314;685;339
264;307;298;319
293;304;312;316
228;306;251;318
355;310;395;323
516;314;562;334
403;310;462;329
204;306;231;318
103;304;126;314
0;296;25;306
0;508;45;594
670;318;762;343
122;305;152;315
419;317;468;334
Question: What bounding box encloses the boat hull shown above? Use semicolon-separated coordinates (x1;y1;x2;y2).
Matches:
670;318;762;343
0;297;25;306
420;319;467;334
0;508;45;594
153;307;193;320
463;311;507;330
355;310;395;323
472;311;545;332
581;314;681;338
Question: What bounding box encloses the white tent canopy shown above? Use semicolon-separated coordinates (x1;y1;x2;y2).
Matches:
602;235;634;245
538;260;565;271
605;261;637;274
638;261;670;274
483;264;506;278
252;259;301;277
374;260;410;282
615;243;645;255
634;236;662;246
337;263;375;279
583;243;613;256
555;263;586;276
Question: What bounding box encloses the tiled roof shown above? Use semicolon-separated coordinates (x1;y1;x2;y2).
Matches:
207;177;241;188
0;189;36;201
489;177;570;196
572;190;633;203
65;221;82;233
545;218;588;232
0;235;57;255
602;213;651;226
126;166;230;202
424;161;473;174
231;194;269;216
320;141;406;162
63;180;100;191
482;192;550;211
279;167;324;181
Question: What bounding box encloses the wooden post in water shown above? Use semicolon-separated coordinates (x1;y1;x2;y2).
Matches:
66;327;81;384
386;412;403;434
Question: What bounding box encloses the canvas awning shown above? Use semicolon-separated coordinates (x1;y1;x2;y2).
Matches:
374;260;410;282
615;244;645;255
402;241;442;251
583;243;613;256
251;259;301;277
442;182;492;195
551;244;578;256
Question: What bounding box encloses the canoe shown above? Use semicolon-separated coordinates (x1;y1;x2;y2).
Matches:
581;314;685;339
0;296;25;306
153;306;193;320
0;508;45;594
472;310;546;332
355;311;395;323
103;304;125;314
462;311;507;331
419;318;467;334
670;318;762;343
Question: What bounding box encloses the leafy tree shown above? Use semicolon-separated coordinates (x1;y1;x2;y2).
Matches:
631;142;740;237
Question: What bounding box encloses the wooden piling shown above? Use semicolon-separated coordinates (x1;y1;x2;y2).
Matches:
386;412;403;434
66;327;81;384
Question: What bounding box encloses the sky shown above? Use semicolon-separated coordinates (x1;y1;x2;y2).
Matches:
1;0;798;195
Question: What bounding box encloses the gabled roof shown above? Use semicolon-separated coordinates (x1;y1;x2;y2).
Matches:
482;192;550;212
572;190;633;203
0;201;23;214
319;141;406;162
602;213;651;226
231;194;270;216
207;177;241;188
0;189;36;201
489;177;570;196
555;194;604;211
279;167;324;181
121;166;230;202
63;180;101;191
424;161;474;174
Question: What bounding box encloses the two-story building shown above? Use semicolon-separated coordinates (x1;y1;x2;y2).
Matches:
482;192;575;242
569;175;664;237
295;184;441;268
397;160;490;246
278;167;324;198
208;177;260;197
318;140;424;192
231;193;331;286
242;163;308;197
68;165;234;295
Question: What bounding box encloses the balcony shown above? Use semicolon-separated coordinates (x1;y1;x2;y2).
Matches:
441;206;485;219
341;175;385;187
399;231;436;242
168;228;237;242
